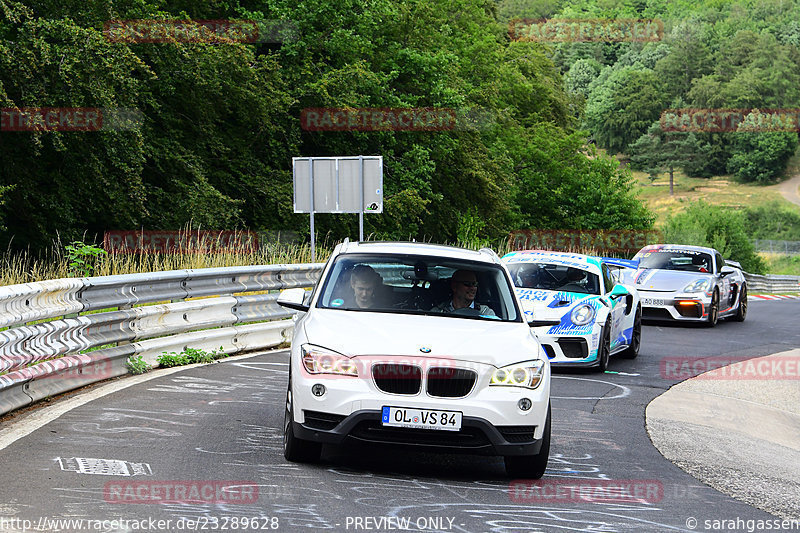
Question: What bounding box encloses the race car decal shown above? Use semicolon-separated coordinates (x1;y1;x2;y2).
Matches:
634;269;657;285
547;297;603;336
503;252;601;272
616;325;633;347
516;288;551;302
636;244;666;254
547;291;583;308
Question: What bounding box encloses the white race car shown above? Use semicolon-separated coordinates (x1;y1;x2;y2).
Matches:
502;251;642;371
277;241;551;478
623;244;748;326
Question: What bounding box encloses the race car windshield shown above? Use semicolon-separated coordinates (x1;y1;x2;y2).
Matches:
637;250;713;272
316;254;521;322
506;263;601;295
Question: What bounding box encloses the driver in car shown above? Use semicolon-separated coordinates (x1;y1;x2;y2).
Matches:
348;264;383;309
431;269;497;317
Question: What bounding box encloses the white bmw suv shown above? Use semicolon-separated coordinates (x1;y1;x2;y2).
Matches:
277;241;551;478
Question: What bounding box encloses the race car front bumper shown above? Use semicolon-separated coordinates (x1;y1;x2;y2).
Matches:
531;326;601;366
638;291;710;322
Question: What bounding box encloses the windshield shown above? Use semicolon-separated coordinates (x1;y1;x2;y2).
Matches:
636;250;713;272
316;254;521;322
506;262;601;295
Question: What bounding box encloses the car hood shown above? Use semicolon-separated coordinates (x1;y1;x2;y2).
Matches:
630;269;711;292
301;309;541;368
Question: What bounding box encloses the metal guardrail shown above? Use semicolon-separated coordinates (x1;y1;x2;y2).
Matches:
742;272;800;293
0;260;796;418
0;264;324;417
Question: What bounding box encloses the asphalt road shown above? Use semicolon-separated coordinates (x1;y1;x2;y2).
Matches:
0;299;798;533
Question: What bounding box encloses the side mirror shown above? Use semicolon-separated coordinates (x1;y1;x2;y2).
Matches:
277;288;310;312
609;284;628;300
609;284;635;315
520;300;537;325
720;266;735;277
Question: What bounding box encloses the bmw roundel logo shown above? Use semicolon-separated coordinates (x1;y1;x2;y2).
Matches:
419;346;432;353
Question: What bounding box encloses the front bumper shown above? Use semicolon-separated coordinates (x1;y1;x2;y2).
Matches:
292;409;544;456
290;355;550;457
638;291;710;322
532;326;601;367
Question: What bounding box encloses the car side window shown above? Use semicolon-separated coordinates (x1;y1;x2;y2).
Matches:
715;252;724;274
601;264;614;294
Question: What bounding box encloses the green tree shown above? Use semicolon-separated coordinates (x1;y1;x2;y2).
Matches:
584;66;668;154
653;19;712;101
564;58;602;96
628;122;701;194
727;128;798;183
512;124;654;230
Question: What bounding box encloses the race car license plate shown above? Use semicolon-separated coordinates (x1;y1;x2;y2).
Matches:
642;298;666;306
381;407;462;431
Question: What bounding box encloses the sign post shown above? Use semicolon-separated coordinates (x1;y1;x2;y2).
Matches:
292;156;383;262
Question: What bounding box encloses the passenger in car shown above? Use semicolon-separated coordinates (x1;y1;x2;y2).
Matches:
430;269;497;317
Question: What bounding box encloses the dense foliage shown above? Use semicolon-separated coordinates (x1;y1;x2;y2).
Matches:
0;0;654;251
551;0;800;182
744;202;800;241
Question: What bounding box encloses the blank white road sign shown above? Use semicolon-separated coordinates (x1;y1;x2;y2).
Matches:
293;156;383;213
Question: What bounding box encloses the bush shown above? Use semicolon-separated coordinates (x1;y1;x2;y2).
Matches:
125;355;151;375
744;202;800;241
663;201;765;273
726;131;798;183
157;347;226;367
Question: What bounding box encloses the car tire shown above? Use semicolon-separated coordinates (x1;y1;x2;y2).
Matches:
504;404;550;479
705;290;719;327
283;382;322;463
620;305;641;359
595;318;611;371
733;284;747;322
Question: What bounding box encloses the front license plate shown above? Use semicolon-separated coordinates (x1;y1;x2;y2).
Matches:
381;407;462;431
642;298;666;306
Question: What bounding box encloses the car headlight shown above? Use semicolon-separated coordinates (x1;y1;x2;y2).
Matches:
301;344;358;376
683;279;711;294
490;360;545;389
570;304;596;326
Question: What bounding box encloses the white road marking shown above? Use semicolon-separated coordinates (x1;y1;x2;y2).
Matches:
0;350;286;452
551;376;631;400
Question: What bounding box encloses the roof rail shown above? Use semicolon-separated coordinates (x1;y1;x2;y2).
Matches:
479;247;501;262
